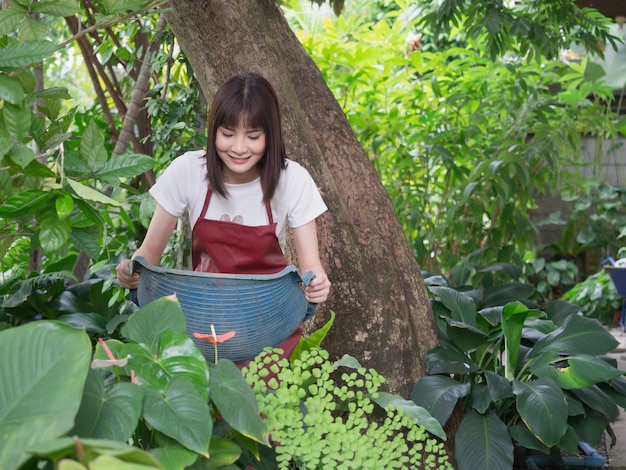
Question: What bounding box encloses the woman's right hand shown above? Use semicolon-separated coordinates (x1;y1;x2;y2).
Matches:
116;258;139;289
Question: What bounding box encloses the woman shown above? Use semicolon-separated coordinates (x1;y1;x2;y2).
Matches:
117;72;331;359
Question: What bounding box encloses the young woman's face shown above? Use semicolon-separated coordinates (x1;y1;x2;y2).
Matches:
215;125;266;184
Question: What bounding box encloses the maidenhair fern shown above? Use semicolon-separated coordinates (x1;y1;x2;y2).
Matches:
244;348;452;469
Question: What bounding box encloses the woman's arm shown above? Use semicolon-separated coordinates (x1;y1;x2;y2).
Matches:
116;203;179;289
292;219;331;303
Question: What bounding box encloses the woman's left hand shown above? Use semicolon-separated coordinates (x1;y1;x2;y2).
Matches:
305;271;331;304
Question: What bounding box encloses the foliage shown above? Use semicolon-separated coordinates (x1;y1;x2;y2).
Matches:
243;348;452;469
551;182;626;265
0;259;133;330
411;280;626;470
1;291;450;469
0;295;269;469
286;0;624;278
523;254;580;302
562;268;623;325
416;0;618;61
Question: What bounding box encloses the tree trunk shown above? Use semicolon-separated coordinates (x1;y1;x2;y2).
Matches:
164;0;438;397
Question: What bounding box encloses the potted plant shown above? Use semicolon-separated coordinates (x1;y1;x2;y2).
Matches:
411;277;626;470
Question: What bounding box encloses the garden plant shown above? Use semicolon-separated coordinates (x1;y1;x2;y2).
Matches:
412;272;626;470
0;292;452;469
2;1;626;469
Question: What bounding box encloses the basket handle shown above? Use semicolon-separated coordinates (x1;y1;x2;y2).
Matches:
127;258;143;305
301;270;319;320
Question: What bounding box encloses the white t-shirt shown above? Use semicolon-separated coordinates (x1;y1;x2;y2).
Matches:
150;150;327;251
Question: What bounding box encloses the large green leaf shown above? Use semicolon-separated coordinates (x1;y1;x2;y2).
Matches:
123;332;209;397
0;7;25;36
81;120;108;173
532;354;624;389
28;437;163;468
442;317;488;351
4;102;31;140
571;385;619;421
426;344;479;375
39;208;70;253
0;321;91;469
509;423;550;454
0;73;24;104
143;376;212;457
98;153;156;183
373;391;447;440
0;40;59;67
66;179;122;207
568;408;608;447
484;370;513;401
455;410;514;470
0;188;52;218
72;369;143;441
512;378;568;447
121;296;187;350
410;375;471;426
481;282;535;308
530;314;618;357
428;286;477;324
501;301;541;381
209;359;269;445
32;0;81;16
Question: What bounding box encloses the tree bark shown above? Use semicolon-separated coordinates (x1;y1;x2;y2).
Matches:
164;0;438;396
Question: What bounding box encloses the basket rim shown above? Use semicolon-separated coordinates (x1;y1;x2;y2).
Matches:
131;255;302;281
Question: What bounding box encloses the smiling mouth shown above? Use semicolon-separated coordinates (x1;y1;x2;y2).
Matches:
229;155;250;164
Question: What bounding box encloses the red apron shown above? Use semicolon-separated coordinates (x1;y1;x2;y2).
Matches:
191;188;302;364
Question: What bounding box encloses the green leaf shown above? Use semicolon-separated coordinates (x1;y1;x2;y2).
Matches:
0;189;52;218
443;317;488;351
149;444;199;469
0;8;25;36
0;73;24;104
571;385;619;421
98;153;156;183
28;438;163;468
501;301;536;381
32;0;81;16
4;102;31;140
455;410;514;470
373;391;447;440
19;16;49;42
209;359;269;445
69;226;102;259
484;370;513;401
291;310;335;362
81;120;108;173
513;377;568;446
9;145;36;169
530;314;619;357
56;313;107;336
533;354;624;390
121;296;187;350
66;179;122;207
0;40;59;67
469;383;491;413
39;208;70;253
143;377;212;457
426;344;479;375
0;321;91;469
509;423;550;454
410;375;471;426
36;86;72;100
72;369;143;441
428;286;477;324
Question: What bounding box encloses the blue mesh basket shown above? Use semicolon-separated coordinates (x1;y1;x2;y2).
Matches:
130;256;318;362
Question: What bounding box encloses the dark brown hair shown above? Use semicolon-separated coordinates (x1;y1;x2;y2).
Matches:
205;73;286;203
